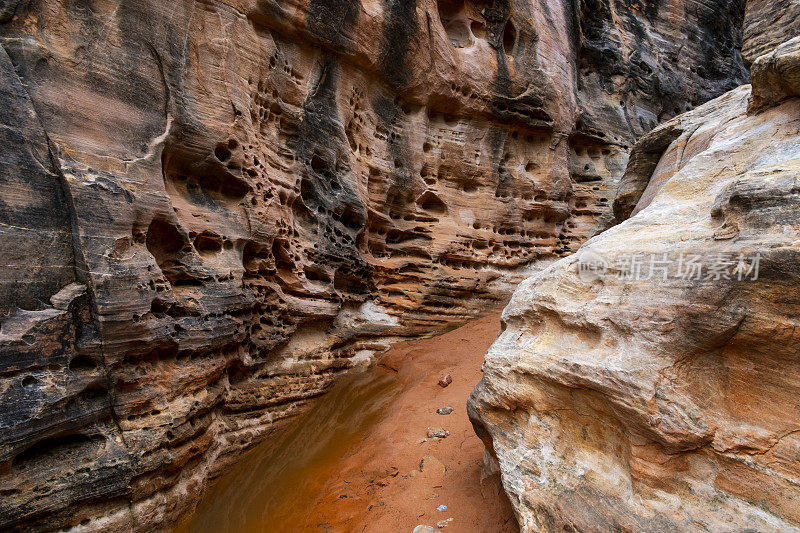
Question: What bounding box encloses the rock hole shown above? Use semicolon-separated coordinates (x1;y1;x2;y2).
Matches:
438;0;473;48
304;266;331;283
12;433;103;468
272;240;295;273
437;0;462;20
417;191;448;214
146;219;186;267
339;205;366;231
69;356;97;372
503;20;516;55
310;154;329;172
194;233;223;255
471;20;485;39
214;144;232;162
333;272;368;294
81;384;108;400
386;229;417;244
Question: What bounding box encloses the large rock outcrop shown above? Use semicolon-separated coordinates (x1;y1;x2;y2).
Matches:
469;12;800;532
742;0;800;66
0;0;746;530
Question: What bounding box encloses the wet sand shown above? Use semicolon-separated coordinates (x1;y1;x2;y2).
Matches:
179;312;517;532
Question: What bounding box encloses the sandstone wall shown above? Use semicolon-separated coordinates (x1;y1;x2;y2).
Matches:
470;9;800;532
743;0;800;65
0;0;746;530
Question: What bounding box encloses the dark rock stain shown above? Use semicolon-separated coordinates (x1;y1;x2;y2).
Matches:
379;0;419;89
293;55;372;293
306;0;361;51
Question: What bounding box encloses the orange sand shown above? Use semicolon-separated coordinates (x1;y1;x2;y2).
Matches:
181;312;517;532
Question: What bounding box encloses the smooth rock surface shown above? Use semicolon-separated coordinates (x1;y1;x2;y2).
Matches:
470;33;800;533
0;0;747;530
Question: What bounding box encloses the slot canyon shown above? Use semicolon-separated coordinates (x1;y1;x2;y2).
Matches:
0;0;798;531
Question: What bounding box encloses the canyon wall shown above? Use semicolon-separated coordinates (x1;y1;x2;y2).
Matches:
0;0;747;530
742;0;800;65
469;4;800;531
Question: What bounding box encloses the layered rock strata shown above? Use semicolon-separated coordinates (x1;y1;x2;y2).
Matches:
742;0;800;65
470;18;800;533
0;0;746;530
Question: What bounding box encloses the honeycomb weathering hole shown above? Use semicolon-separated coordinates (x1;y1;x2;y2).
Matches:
437;0;464;20
214;143;232;162
418;191;448;214
69;355;97;372
437;0;486;49
503;20;516;55
146;219;186;266
334;271;369;294
446;20;472;47
194;233;223;255
310;153;329;171
471;20;486;39
242;241;270;274
12;433;104;468
462;181;479;194
304;266;331;283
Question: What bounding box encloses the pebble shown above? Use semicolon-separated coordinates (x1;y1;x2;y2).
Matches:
437;517;454;528
426;427;450;439
418;455;446;476
436;406;454;415
436;504;447;511
438;374;452;388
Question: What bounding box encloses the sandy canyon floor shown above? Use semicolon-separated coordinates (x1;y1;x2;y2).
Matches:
179;312;517;532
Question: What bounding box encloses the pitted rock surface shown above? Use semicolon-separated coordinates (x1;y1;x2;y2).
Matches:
0;0;746;530
469;18;800;533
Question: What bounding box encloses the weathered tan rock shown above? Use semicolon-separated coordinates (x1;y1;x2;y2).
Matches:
750;36;800;112
0;0;746;530
470;34;800;533
743;0;800;65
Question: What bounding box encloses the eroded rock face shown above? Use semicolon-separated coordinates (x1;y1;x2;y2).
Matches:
743;0;800;65
470;28;800;533
0;0;746;530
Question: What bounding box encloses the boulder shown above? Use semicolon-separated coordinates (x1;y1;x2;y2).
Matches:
470;33;800;533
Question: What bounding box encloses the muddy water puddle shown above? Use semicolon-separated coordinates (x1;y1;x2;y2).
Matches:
178;363;402;532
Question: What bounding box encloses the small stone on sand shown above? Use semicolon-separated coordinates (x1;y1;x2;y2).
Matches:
437;517;454;528
426;427;450;439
